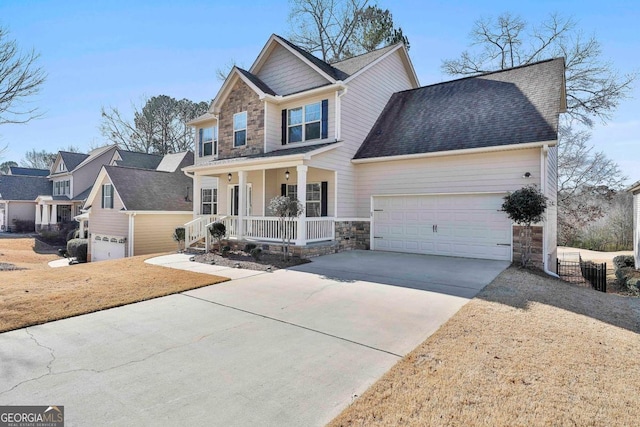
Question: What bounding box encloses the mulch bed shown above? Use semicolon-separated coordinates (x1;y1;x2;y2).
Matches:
194;250;310;271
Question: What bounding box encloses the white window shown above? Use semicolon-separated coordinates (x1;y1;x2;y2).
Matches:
286;183;322;217
200;126;217;157
102;184;113;209
64;180;70;196
233;112;247;147
201;188;217;215
288;102;321;143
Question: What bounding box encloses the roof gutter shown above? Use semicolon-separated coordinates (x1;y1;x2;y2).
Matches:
351;140;558;164
261;83;347;104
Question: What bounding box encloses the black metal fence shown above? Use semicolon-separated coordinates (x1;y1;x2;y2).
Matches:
557;256;607;293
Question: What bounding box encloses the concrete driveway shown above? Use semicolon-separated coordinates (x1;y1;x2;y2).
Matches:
0;251;508;426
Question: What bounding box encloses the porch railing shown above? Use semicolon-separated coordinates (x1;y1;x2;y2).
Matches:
185;215;335;248
243;216;297;242
306;217;335;242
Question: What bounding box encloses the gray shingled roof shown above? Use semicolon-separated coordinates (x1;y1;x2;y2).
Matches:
9;167;49;176
354;58;565;160
331;44;399;76
237;68;276;95
115;150;163;170
0;175;51;201
59;151;89;171
104;166;192;211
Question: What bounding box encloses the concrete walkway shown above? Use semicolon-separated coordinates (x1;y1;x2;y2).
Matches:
1;251;508;426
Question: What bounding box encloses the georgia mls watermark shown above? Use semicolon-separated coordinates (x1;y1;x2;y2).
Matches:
0;406;64;427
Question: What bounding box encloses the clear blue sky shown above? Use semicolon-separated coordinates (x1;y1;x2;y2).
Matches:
1;0;638;184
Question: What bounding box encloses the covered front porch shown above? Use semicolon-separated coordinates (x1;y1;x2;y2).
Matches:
184;162;337;249
34;196;83;231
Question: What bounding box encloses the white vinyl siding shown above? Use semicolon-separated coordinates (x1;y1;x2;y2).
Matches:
256;44;330;95
309;50;416;217
633;192;640;267
355;148;541;217
266;93;335;153
545;145;559;270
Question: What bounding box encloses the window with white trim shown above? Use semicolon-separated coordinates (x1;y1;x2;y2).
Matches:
288;102;321;143
286;183;323;217
199;126;218;157
233;112;247;147
53;180;71;196
102;184;113;209
201;188;217;215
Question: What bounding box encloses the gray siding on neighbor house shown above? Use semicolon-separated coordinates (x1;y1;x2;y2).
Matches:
72;146;118;198
256;44;330;96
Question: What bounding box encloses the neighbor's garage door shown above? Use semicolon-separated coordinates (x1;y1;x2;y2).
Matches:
373;194;512;261
92;236;125;261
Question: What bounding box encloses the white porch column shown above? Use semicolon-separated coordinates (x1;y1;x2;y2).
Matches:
295;165;308;246
193;174;202;216
78;218;85;237
238;170;247;238
50;204;57;225
41;204;50;226
35;204;42;226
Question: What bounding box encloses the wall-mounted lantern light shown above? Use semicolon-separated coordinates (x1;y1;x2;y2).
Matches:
228;173;232;182
522;172;531;178
285;169;290;181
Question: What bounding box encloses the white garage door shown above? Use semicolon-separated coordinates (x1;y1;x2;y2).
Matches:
92;236;126;261
373;194;512;261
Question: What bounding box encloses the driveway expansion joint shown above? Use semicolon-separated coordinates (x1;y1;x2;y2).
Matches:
182;293;403;358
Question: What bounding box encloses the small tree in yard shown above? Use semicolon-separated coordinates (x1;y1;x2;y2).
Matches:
501;185;548;268
208;222;226;252
268;196;304;261
172;227;185;253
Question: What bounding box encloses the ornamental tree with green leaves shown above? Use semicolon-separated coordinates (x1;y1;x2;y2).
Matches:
501;185;548;268
268;195;304;261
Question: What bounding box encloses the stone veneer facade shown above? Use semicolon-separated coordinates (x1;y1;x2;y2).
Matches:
512;225;544;269
217;80;264;159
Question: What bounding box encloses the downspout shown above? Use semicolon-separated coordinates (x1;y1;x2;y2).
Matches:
127;212;136;257
336;87;348;141
541;144;559;278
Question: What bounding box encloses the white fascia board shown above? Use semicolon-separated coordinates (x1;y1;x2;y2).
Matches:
351;140;557;164
627;181;640;194
211;68;267;113
83;167;108;209
182;143;341;173
261;83;346;104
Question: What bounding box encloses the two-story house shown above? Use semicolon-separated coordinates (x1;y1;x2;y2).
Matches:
35;145;119;230
183;34;565;272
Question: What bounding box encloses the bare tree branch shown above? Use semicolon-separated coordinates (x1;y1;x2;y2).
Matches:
0;26;46;125
441;12;637;127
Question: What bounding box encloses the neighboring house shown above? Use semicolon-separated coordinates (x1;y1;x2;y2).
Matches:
8;167;50;176
36;146;119;230
0;173;51;231
83;152;194;261
182;34;566;272
628;180;640;268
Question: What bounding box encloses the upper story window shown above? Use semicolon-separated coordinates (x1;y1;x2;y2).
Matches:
282;99;328;145
102;184;113;209
288;102;321;143
53;180;71;196
233;112;247;147
57;162;65;172
199;126;218;157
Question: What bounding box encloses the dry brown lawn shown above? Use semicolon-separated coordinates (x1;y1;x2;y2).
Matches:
330;267;640;427
0;237;229;333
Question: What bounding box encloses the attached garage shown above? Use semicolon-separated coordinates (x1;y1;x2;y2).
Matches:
372;194;512;261
91;235;126;261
